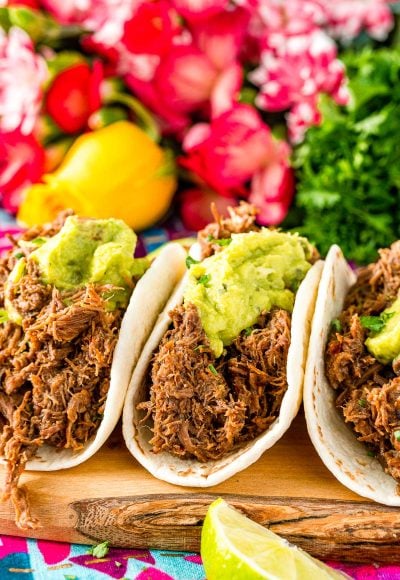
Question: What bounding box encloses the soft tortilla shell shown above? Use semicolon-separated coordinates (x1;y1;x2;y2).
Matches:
304;245;400;505
123;259;324;487
25;243;187;471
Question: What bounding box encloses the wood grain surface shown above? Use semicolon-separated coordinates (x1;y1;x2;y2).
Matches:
0;411;399;563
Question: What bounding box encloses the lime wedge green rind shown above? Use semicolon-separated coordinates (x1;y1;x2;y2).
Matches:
201;498;348;580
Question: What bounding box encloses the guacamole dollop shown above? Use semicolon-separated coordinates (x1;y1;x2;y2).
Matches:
365;297;400;364
184;230;313;357
29;216;146;310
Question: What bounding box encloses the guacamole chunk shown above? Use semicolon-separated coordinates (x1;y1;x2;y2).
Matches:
365;296;400;364
184;229;313;357
29;216;144;309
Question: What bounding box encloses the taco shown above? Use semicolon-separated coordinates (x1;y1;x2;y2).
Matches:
0;212;186;528
123;204;323;486
304;243;400;505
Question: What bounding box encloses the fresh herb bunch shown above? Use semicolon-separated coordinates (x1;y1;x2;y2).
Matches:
286;48;400;264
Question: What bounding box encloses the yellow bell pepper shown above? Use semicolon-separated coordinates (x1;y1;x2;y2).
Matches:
18;121;177;230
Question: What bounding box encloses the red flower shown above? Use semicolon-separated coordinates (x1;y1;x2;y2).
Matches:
122;1;180;56
0;129;44;213
45;61;103;134
4;0;40;7
122;5;247;134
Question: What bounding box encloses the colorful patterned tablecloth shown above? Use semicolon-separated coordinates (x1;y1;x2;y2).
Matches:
1;213;400;579
1;536;400;579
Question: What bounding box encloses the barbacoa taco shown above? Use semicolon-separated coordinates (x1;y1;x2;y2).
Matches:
0;212;186;528
304;243;400;505
123;204;323;486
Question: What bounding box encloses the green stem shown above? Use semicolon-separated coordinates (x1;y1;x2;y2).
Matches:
106;93;160;143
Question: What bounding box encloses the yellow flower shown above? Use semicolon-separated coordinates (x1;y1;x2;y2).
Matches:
18;121;177;230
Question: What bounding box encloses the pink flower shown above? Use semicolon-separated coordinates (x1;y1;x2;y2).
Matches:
247;0;325;37
251;29;348;141
0;129;45;213
45;60;103;134
125;46;223;134
249;141;294;225
286;96;321;143
320;0;394;42
180;104;294;224
180;104;280;196
238;0;325;62
42;0;141;46
189;6;249;71
125;44;241;133
0;27;47;135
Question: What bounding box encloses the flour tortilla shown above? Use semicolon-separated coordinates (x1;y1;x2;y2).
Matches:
25;242;187;471
123;248;324;487
304;245;400;505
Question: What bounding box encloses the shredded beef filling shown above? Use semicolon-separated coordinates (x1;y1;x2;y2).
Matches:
0;215;124;528
138;202;296;461
138;304;291;461
326;241;400;487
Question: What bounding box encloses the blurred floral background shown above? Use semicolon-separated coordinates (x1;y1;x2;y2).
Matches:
1;0;400;263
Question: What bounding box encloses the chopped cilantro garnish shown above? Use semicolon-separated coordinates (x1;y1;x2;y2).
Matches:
207;235;232;247
360;312;394;333
331;318;342;333
0;309;9;324
185;256;199;269
208;364;218;375
14;252;24;260
358;399;367;408
31;236;47;246
244;327;253;336
394;430;400;442
87;541;110;558
367;450;376;458
198;274;210;286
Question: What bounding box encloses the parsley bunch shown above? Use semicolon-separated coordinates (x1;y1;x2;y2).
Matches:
286;48;400;264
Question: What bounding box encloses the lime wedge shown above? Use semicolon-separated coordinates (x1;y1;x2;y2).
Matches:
201;498;348;580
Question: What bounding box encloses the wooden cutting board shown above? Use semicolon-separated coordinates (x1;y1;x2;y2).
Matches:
0;410;399;564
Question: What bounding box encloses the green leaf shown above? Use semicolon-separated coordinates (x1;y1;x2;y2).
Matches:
206;236;232;247
208;364;218;376
186;256;199;269
197;274;210;286
331;319;342;333
0;7;11;31
87;541;110;558
6;6;62;44
360;312;394;333
31;237;47;246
